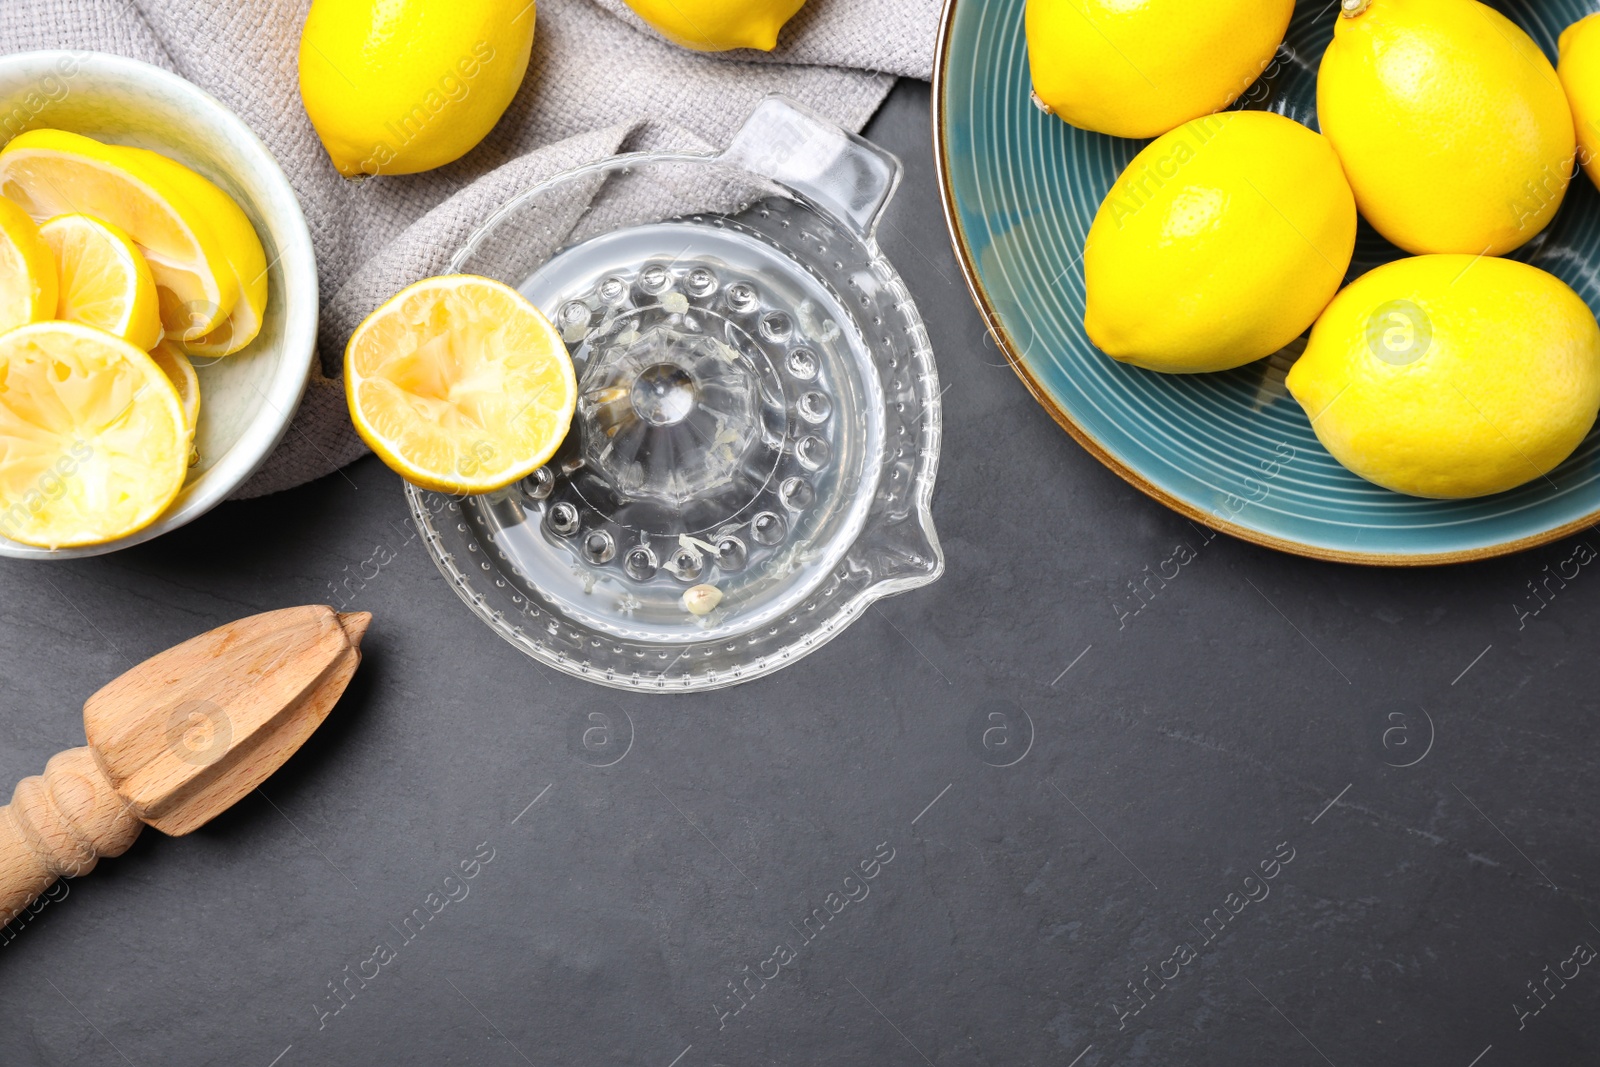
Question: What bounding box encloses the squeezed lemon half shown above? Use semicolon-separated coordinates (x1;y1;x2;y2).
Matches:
39;213;163;349
0;321;189;548
345;275;578;494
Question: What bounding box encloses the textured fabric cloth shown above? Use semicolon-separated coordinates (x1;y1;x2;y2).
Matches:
1;0;940;496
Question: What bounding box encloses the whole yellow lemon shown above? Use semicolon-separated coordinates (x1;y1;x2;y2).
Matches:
1318;0;1576;256
298;0;537;178
1558;13;1600;194
1084;111;1356;374
1287;255;1600;499
623;0;805;52
1025;0;1294;139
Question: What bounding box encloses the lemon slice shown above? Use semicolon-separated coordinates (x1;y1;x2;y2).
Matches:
0;321;188;548
0;130;239;341
345;275;578;493
39;214;163;349
149;339;200;436
0;195;57;334
114;146;267;357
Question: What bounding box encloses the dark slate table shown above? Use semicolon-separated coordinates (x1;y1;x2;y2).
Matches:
1;81;1596;1067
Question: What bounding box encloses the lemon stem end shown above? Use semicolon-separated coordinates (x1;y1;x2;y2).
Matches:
1340;0;1371;17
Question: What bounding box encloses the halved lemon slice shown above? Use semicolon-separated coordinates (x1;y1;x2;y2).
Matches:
115;146;268;357
0;195;57;335
0;130;239;341
0;321;188;548
149;339;201;436
345;275;578;494
39;214;163;349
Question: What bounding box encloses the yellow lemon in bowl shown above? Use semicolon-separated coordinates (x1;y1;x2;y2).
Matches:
299;0;537;178
0;321;189;549
1084;111;1356;374
0;129;240;341
1025;0;1294;138
39;214;163;350
112;146;269;357
150;339;201;437
1287;255;1600;499
623;0;806;52
1318;0;1576;256
0;195;57;335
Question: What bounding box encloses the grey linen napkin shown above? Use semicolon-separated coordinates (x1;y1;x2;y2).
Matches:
1;0;940;496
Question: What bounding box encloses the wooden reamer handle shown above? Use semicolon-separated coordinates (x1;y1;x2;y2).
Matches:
0;747;141;927
0;605;367;933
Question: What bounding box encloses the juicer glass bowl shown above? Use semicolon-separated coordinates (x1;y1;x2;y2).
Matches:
408;97;943;691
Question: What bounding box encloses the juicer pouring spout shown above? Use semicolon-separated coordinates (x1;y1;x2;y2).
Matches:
720;95;903;239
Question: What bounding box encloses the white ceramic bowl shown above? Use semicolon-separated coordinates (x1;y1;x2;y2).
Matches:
0;50;318;559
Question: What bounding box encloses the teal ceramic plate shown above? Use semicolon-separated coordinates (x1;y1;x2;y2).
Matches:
935;0;1600;564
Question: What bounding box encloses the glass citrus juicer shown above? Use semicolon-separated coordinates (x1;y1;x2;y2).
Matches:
409;96;944;691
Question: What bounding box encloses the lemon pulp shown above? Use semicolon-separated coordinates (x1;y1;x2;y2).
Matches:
0;321;188;547
345;275;578;493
